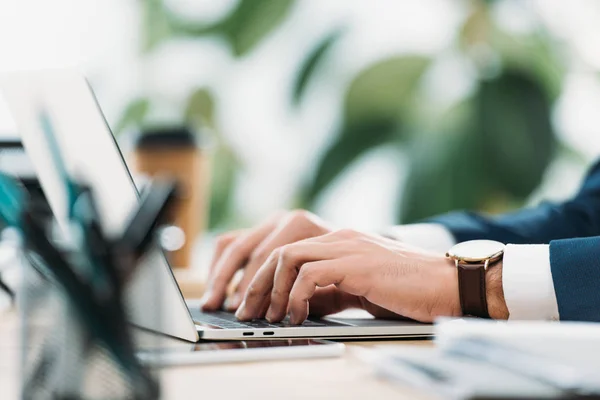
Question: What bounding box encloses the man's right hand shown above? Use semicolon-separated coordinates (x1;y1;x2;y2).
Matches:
199;210;333;312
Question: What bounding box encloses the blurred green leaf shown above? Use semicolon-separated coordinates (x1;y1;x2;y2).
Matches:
399;107;488;223
305;119;400;204
141;0;294;56
183;88;237;228
140;0;175;52
400;69;555;223
459;0;491;50
292;29;343;106
220;0;294;56
113;98;150;136
345;56;430;126
209;144;239;229
178;0;294;57
494;33;565;100
185;88;216;129
304;56;430;205
478;69;555;198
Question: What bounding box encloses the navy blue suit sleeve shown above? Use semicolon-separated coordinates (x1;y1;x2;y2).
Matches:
550;236;600;321
430;160;600;244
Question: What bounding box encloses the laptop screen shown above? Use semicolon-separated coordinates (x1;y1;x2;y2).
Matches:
0;69;199;342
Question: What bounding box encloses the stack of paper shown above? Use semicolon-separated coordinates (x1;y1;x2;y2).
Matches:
356;319;600;399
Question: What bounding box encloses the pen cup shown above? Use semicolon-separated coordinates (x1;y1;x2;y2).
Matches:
19;247;160;399
131;126;211;269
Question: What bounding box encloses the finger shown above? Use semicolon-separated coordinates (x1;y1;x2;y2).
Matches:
238;241;345;321
283;228;360;244
207;230;245;279
235;250;279;321
288;260;346;325
201;217;280;310
265;242;348;322
226;215;331;311
307;286;361;317
257;296;271;319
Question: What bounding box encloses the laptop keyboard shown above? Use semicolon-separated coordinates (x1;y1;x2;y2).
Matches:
190;309;329;329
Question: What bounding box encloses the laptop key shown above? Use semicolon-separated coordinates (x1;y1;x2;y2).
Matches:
191;309;330;330
302;320;326;327
246;321;273;328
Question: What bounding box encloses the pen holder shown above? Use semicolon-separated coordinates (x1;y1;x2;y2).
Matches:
18;248;161;399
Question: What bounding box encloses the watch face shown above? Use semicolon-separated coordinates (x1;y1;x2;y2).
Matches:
447;240;505;262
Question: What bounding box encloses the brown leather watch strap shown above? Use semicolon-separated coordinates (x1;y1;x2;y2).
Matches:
457;262;489;318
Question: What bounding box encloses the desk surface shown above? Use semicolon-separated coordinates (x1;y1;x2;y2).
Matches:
160;339;433;399
0;309;433;399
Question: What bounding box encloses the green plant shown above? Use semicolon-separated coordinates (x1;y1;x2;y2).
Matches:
298;2;563;222
118;0;572;229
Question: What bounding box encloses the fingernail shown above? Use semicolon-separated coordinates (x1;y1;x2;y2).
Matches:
265;306;275;322
224;294;241;311
289;310;297;325
235;302;247;320
223;297;234;310
199;292;211;308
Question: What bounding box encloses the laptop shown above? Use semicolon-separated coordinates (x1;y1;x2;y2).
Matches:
0;69;433;341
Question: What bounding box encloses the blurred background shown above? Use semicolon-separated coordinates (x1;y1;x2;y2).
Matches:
1;0;600;235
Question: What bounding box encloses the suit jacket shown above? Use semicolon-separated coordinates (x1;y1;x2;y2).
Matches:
431;160;600;322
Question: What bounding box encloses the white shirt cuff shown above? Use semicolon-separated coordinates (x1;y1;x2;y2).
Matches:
502;244;559;321
383;223;456;254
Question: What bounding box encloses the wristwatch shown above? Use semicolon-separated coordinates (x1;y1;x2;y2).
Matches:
446;240;505;318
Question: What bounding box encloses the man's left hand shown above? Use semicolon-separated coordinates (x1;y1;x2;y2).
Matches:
235;229;464;324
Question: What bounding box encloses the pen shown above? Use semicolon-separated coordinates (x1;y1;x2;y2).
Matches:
0;173;25;229
0;173;24;302
38;110;80;218
0;274;15;302
115;179;178;280
71;188;121;300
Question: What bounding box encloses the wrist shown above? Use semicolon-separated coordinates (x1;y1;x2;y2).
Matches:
441;258;463;318
486;260;509;319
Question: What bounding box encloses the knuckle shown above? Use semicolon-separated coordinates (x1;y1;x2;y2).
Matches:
269;247;283;262
278;244;291;258
336;228;358;238
287;209;310;224
223;241;241;257
249;248;267;264
270;287;286;300
215;234;232;249
298;264;317;282
278;244;299;265
246;284;259;298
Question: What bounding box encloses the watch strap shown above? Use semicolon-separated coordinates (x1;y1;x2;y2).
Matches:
457;262;489;318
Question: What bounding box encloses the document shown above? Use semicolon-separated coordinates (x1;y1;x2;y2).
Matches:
357;319;600;399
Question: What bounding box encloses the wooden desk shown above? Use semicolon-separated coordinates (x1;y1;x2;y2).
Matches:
160;339;433;399
0;308;433;399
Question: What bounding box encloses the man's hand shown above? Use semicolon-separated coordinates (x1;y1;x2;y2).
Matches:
235;229;465;324
200;210;332;311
